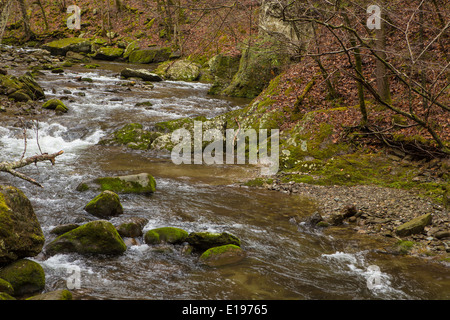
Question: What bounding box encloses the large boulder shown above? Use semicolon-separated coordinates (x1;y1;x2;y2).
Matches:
123;41;140;59
84;191;123;219
186;232;241;251
144;227;189;245
128;47;172;64
155;60;201;82
45;220;127;256
395;213;433;237
0;259;45;296
0;73;45;102
199;244;246;267
42;38;92;56
99;123;163;150
76;173;156;194
92;47;124;61
206;54;241;95
0;186;45;264
120;68;163;82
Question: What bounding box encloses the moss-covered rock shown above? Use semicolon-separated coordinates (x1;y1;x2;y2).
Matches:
45;220;127;256
50;223;80;236
186;232;241;251
0;278;14;296
128;47;172;64
123;41;140;59
0;292;15;300
27;289;73;300
0;259;45;296
76;173;156;194
65;51;90;63
42;38;92;56
93;47;124;61
84;191;123;219
99;123;163;150
42;98;68;113
144;227;189;245
199;244;246;267
0;186;45;264
395;213;433;237
116;217;148;238
155;60;201;82
0;73;45;101
206;54;241;95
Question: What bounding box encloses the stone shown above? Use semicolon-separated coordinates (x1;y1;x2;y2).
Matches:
0;278;14;296
93;47;124;61
120;68;163;82
45;220;127;256
123;41;140;59
0;259;45;296
42;98;68;113
128;47;172;64
116;217;149;238
434;230;450;240
0;73;45;101
0;186;45;264
99;123;162;150
84;191;123;219
50;223;80;236
155;60;201;81
186;232;241;251
144;227;189;245
395;213;432;237
199;244;246;267
76;173;156;194
27;289;72;300
65;51;90;63
42;38;92;56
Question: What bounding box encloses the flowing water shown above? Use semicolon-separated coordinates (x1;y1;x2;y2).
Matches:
0;58;449;300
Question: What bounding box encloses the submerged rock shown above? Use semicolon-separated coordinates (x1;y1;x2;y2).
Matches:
144;227;189;245
45;220;127;256
76;173;156;194
0;259;45;296
120;68;163;82
84;191;123;219
116;217;149;238
0;185;45;264
186;232;241;251
199;244;246;267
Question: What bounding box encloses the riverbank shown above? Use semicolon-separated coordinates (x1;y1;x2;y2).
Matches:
241;176;449;264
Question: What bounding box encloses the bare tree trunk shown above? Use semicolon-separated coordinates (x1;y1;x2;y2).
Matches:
17;0;35;40
375;10;391;104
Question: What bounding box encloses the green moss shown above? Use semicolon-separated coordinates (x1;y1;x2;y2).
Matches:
144;227;189;245
128;47;172;64
199;244;246;267
93;176;156;194
0;259;45;296
395;240;415;254
42;98;68;112
186;232;241;251
108;123;162;150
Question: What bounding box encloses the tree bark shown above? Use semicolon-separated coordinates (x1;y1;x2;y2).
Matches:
375;10;391;104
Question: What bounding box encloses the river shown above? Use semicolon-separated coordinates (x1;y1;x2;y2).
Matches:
0;59;449;300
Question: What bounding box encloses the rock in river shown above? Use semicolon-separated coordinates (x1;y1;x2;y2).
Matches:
199;244;246;267
144;227;189;245
45;220;127;256
120;68;163;82
0;259;45;296
84;191;123;219
186;232;241;251
76;173;156;194
0;185;45;264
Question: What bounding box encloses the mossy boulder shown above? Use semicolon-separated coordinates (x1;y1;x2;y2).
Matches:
199;244;246;267
128;47;172;64
0;292;15;300
120;69;163;82
395;213;433;237
50;223;80;236
65;51;90;63
144;227;189;245
0;259;45;296
45;220;127;256
42;38;92;56
0;278;14;296
27;289;72;300
42;98;68;113
123;41;140;59
207;54;241;95
0;186;45;264
155;60;201;81
0;73;45;101
93;47;124;61
186;232;241;251
84;191;123;219
116;217;148;238
99;123;163;150
76;173;156;194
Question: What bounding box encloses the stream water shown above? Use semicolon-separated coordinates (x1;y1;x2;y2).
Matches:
0;59;449;300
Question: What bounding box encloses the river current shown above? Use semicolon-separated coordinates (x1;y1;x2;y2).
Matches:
0;60;448;300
